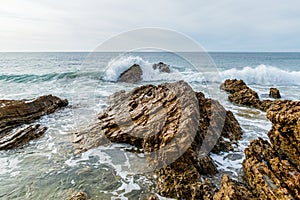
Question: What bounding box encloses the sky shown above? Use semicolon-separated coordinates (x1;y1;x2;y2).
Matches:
0;0;300;52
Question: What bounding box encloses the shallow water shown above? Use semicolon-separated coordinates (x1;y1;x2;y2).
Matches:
0;52;299;199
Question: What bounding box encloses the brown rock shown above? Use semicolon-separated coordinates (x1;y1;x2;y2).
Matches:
118;64;143;83
69;191;87;200
0;95;68;150
266;100;300;168
213;174;257;200
0;95;68;134
269;87;281;99
152;62;171;73
74;81;243;199
0;124;47;150
220;79;248;94
243;138;300;199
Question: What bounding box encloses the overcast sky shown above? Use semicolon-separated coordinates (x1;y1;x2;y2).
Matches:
0;0;299;52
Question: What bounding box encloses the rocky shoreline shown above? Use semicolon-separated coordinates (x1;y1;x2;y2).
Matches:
0;95;68;150
1;77;299;200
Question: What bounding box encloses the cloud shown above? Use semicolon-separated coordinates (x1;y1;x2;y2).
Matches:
0;0;299;51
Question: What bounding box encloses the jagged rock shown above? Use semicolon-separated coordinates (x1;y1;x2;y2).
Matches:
221;79;278;112
118;64;143;83
0;95;68;150
0;124;47;150
220;79;248;94
269;88;281;99
152;62;171;73
0;95;68;134
74;81;243;199
243;138;300;199
69;191;87;200
266;100;300;168
213;174;257;200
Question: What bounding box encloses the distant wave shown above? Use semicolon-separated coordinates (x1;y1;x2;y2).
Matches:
220;65;300;86
0;71;103;83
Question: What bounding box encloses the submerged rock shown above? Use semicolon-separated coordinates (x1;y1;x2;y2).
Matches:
69;191;87;200
152;62;171;73
269;87;281;99
117;64;143;83
0;95;68;150
74;81;242;199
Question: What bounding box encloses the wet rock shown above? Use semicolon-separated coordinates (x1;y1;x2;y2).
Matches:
74;81;243;199
220;79;281;112
213;174;257;200
220;79;248;94
0;124;47;150
243;138;300;199
69;192;87;200
0;95;68;150
269;87;281;99
118;64;143;83
0;95;68;134
266;100;300;168
152;62;171;73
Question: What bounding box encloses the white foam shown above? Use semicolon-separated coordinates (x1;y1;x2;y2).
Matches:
102;56;185;82
220;64;300;86
102;56;300;86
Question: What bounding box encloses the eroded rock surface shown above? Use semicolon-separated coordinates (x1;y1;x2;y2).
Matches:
0;95;68;150
117;64;143;83
74;81;243;199
241;101;300;200
213;174;257;200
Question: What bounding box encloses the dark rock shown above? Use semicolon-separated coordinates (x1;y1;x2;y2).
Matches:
118;64;143;83
152;62;171;73
0;124;47;150
0;95;68;150
0;95;68;134
74;81;243;199
269;88;281;99
213;174;257;200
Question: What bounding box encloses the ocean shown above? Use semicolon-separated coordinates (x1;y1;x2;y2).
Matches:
0;52;300;199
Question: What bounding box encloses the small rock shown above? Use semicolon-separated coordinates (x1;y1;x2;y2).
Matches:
118;64;143;83
152;62;171;73
69;192;87;200
269;88;281;99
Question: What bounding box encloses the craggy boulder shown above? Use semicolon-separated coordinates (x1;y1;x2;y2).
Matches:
269;87;281;99
74;81;243;199
152;62;171;73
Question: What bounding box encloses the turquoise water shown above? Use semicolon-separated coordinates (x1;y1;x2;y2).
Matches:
0;52;299;199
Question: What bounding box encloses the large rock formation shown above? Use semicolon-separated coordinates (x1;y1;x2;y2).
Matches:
117;64;143;83
74;81;243;199
0;95;68;150
241;100;300;200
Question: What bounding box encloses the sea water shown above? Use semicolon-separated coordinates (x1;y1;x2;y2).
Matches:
0;52;299;199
